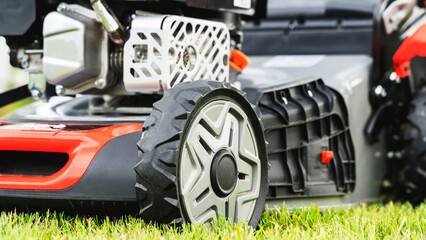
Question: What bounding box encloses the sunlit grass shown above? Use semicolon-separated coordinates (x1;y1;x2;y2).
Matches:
0;97;34;118
0;202;423;239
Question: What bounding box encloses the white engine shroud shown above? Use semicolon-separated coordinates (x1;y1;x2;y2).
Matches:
123;15;230;93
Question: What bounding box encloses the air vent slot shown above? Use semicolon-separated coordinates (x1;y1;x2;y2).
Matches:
0;151;68;176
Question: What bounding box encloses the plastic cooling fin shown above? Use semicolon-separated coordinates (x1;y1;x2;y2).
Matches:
123;15;230;92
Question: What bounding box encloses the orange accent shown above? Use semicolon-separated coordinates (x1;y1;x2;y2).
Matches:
229;49;250;72
0;121;6;125
321;151;334;164
393;24;426;78
0;123;142;190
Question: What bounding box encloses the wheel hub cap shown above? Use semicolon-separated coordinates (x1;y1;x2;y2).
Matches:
179;99;261;224
211;150;238;197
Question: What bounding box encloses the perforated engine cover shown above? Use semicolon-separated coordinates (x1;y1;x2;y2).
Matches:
123;15;230;93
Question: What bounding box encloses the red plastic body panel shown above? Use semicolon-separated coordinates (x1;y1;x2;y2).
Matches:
393;24;426;78
0;123;142;190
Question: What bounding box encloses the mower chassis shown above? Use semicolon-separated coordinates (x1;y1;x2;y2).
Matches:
0;54;386;213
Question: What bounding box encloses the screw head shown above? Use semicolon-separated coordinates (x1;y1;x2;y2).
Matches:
57;3;67;12
395;152;403;159
389;72;397;81
55;85;65;95
374;85;387;98
30;89;42;99
94;78;106;88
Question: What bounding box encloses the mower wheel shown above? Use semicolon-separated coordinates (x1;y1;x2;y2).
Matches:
402;87;426;204
134;81;268;226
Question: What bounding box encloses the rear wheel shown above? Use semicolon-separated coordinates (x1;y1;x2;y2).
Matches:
134;81;268;226
401;87;426;204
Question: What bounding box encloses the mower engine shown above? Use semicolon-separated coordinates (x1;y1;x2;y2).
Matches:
42;3;230;95
43;4;109;94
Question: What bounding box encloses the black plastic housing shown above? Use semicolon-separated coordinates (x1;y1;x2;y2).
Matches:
246;79;356;199
111;0;258;15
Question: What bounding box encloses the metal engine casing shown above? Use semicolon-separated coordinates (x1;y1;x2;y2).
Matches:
42;9;109;91
123;15;230;93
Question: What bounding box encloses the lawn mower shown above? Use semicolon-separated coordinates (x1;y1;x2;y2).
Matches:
0;0;424;227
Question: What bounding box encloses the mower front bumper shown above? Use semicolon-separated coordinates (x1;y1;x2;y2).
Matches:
0;122;142;215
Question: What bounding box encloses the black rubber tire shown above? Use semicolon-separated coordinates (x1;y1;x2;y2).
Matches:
401;87;426;204
134;81;268;226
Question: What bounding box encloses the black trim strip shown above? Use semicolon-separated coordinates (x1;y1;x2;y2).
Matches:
0;85;30;108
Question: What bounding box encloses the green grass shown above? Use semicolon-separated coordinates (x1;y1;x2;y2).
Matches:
0;97;34;118
0;202;424;239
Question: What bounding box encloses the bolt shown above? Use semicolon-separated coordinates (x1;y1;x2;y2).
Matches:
374;85;387;98
135;49;143;58
396;77;401;84
389;72;397;81
382;180;391;188
95;78;106;88
389;72;402;83
57;3;67;12
395;151;403;159
387;151;394;159
55;85;65;95
30;89;42;99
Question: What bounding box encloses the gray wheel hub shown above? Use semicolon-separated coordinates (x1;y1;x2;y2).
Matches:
179;99;261;224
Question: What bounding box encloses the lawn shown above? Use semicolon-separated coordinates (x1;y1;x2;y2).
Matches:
0;202;424;239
